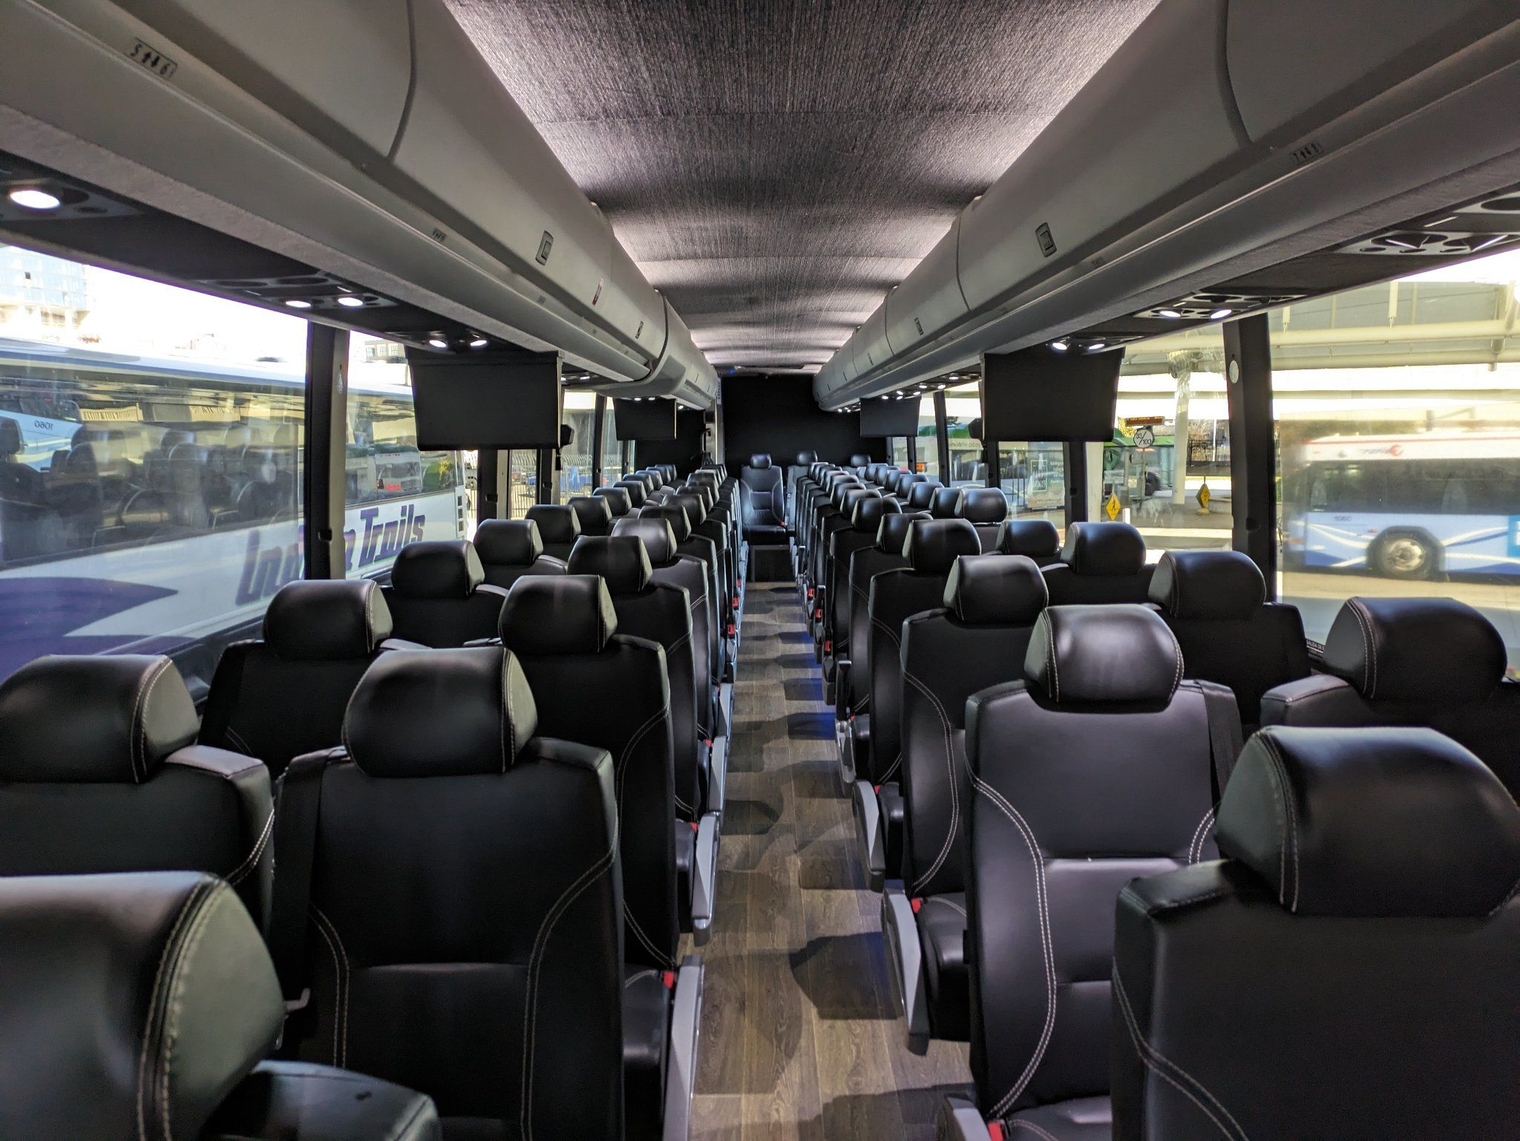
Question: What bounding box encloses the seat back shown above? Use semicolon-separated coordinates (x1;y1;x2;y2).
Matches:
828;496;900;661
1259;595;1520;796
613;479;649;509
475;519;568;590
644;501;727;644
200;580;393;779
957;487;1009;552
965;605;1231;1120
593;486;633;518
900;555;1047;897
992;518;1062;566
501;576;678;971
524;504;582;562
929;486;964;519
905;480;941;512
274;646;622;1137
381;540;509;646
846;512;918;714
739;453;784;529
569;536;704;818
0;655;274;929
1148;550;1311;730
1112;726;1520;1141
567;494;614;537
614;518;717;722
866;519;982;784
1041;521;1155;604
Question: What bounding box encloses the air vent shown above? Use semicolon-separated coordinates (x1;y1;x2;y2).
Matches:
1338;183;1520;257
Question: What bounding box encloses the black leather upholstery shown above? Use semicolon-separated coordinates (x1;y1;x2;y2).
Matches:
199;580;392;779
568;494;614;537
382;541;510;647
944;553;1048;627
525;504;583;562
569;537;705;820
595;486;633;517
644;502;726;652
1042;522;1155;604
965;604;1230;1125
1148;550;1311;729
502;577;679;970
1261;596;1520;797
615;479;650;508
906;481;940;511
846;513;917;717
957;488;1007;523
827;496;901;667
993;518;1061;565
740;453;786;541
0;655;274;929
475;519;569;590
1112;726;1520;1141
275;646;623;1138
206;1061;441;1141
615;517;718;719
929;486;963;519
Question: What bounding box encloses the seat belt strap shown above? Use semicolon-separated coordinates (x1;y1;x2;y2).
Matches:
1199;681;1245;805
267;749;330;1006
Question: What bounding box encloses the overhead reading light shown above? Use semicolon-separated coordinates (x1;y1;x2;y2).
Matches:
427;337;449;349
8;187;62;211
1050;340;1070;352
1427;216;1459;228
336;295;365;308
1086;342;1107;352
1157;308;1182;319
283;299;312;309
1208;308;1233;320
469;337;489;348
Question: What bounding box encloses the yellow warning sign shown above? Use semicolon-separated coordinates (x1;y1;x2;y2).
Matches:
1196;483;1212;514
1105;492;1121;521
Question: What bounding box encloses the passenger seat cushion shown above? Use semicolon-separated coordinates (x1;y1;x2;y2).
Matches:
390;540;486;598
263;579;392;659
622;967;672;1130
1322;595;1506;703
917;893;970;1040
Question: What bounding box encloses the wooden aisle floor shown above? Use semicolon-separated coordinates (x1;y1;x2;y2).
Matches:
689;583;972;1140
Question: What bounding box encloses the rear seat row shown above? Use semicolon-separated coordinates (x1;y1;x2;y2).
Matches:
0;461;741;1139
788;459;1520;1140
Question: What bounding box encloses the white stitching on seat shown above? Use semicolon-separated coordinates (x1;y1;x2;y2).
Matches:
310;906;350;1068
904;670;960;894
155;883;228;1141
1259;734;1301;911
130;659;173;783
1347;598;1376;697
224;726;254;756
1188;808;1216;865
1044;618;1059;702
1114;969;1249;1141
226;810;274;886
925;895;967;918
973;776;1056;1119
502;655;515;769
136;878;211;1141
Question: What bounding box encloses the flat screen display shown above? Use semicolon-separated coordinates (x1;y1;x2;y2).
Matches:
858;394;922;437
407;350;560;450
613;397;678;441
980;348;1122;442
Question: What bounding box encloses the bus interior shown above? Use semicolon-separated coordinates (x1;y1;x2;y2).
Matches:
2;2;1520;1139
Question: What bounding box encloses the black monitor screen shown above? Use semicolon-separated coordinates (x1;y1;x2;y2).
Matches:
980;348;1122;442
613;398;678;441
858;394;922;437
407;350;560;450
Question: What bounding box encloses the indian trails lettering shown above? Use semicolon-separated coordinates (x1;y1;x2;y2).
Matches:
235;504;427;603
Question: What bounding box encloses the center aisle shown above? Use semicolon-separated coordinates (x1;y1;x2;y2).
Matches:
690;583;971;1140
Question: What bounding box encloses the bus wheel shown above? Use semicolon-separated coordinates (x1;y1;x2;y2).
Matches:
1374;532;1436;580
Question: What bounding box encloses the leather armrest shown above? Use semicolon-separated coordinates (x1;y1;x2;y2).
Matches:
204;1061;440;1140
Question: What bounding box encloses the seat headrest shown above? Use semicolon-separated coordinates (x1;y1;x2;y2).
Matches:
0;871;283;1140
637;469;664;489
473;520;544;568
1148;549;1265;621
945;554;1048;626
904;518;982;575
344;646;538;777
0;655;198;783
593;487;632;517
390;540;486;598
566;535;654;594
1059;521;1146;576
525;504;582;546
567;494;614;537
928;486;963;518
1023;604;1182;706
642;503;693;543
958;487;1009;524
839;487;875;516
263;579;393;661
876;512;917;554
671;491;708;525
500;574;618;657
852;495;900;532
1322;596;1505;703
690;470;719;487
1216;726;1520;917
613;480;648;508
612;516;678;565
747;453;773;469
796;450;818;465
994;518;1060;559
904;481;938;510
849;453;871;466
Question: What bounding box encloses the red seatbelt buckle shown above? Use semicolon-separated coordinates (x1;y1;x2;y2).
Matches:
824;640;832;655
806;587;814;600
662;970;677;990
910;897;923;914
988;1124;1005;1141
690;820;700;832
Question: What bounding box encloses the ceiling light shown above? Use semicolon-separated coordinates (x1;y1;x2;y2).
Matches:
283;299;312;309
1086;342;1107;352
1208;308;1233;320
336;295;365;308
1157;308;1182;319
7;187;62;211
469;337;489;348
1427;216;1459;228
1050;340;1070;352
1472;235;1508;252
1381;238;1419;251
428;337;449;349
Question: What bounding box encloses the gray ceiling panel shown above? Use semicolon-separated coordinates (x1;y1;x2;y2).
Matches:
445;0;1159;371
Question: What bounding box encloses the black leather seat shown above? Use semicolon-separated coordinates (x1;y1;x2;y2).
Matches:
929;486;964;519
524;503;583;562
643;502;727;675
841;512;918;774
475;519;569;590
199;579;391;780
886;555;1049;1046
568;494;614;537
960;605;1238;1137
739;453;786;543
1148;550;1311;732
857;518;983;889
0;870;441;1141
993;518;1062;566
381;540;510;647
615;478;650;509
1259;596;1520;797
671;489;736;635
594;485;634;518
1042;521;1155;604
813;484;877;654
1111;725;1520;1140
957;487;1009;552
271;645;623;1137
826;496;900;697
905;480;941;512
0;654;274;930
